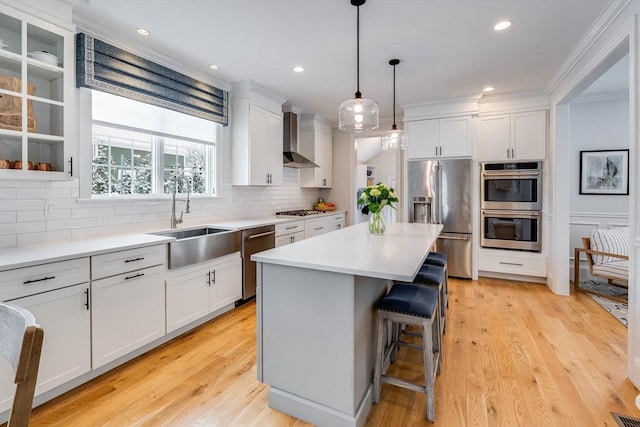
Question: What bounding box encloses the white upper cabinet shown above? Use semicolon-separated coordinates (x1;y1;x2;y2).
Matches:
0;5;74;179
231;80;285;186
300;114;332;188
406;116;472;159
477;110;547;161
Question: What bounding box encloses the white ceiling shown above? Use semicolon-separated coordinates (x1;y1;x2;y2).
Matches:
71;0;612;125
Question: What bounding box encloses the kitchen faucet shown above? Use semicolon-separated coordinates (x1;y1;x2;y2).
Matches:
170;170;190;229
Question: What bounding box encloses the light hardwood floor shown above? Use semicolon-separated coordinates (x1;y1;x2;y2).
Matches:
14;277;640;426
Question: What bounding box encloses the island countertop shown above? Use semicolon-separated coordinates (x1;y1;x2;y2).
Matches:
252;222;443;282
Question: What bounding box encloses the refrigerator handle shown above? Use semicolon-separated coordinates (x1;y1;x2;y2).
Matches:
437;165;443;224
439;235;469;241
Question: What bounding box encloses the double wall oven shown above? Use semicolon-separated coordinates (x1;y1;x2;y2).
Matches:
481;161;542;252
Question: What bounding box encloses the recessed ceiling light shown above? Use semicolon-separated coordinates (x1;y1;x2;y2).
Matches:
483;86;495;92
209;64;219;70
494;20;512;31
136;28;150;36
293;66;304;73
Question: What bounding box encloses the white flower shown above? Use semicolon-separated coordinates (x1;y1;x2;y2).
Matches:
389;191;397;199
370;188;381;197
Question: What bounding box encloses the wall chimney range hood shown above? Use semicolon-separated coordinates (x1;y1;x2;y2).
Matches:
283;111;319;168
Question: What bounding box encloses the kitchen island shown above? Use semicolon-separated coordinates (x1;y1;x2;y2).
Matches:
252;222;443;427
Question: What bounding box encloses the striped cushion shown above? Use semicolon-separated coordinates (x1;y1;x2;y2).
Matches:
592;260;628;281
590;227;629;265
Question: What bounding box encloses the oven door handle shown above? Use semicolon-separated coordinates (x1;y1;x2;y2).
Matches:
482;172;540;180
482;210;540;218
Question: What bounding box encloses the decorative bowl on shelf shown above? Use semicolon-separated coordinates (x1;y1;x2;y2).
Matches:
28;51;59;66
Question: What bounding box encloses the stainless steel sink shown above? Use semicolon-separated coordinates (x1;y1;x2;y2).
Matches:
150;227;241;269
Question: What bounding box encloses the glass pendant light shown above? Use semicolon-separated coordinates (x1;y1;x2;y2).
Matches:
381;59;405;150
339;0;379;132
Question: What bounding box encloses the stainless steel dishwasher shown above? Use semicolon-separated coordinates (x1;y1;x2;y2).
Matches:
241;225;276;301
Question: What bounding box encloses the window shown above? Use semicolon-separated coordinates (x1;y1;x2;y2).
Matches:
88;91;218;198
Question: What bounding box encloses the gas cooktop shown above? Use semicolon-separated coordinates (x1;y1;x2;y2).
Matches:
275;209;322;217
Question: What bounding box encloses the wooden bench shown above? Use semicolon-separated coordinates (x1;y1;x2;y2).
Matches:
573;227;629;302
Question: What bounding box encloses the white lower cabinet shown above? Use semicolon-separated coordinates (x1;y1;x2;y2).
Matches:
166;253;242;333
0;283;91;413
275;220;305;247
91;264;165;368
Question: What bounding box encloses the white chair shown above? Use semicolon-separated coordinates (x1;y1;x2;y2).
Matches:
574;227;629;302
0;303;44;427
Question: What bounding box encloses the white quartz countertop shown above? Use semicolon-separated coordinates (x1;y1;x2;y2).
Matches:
0;212;348;271
0;234;174;271
252;222;443;281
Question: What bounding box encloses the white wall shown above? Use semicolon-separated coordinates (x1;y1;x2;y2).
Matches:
570;97;629;213
0;168;321;248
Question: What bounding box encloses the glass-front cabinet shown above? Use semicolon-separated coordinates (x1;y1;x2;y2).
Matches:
0;5;73;179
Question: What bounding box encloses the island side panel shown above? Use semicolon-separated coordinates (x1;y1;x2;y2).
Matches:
353;275;390;409
261;263;357;415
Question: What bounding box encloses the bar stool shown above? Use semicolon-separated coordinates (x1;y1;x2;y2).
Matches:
414;263;447;334
422;251;448;309
372;283;441;422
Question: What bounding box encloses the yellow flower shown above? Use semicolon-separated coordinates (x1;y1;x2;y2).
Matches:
370;188;381;197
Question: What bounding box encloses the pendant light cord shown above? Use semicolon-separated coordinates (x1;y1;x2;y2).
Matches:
355;4;361;98
392;63;397;129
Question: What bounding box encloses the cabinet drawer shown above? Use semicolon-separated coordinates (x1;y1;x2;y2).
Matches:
276;220;305;235
0;257;90;301
275;231;305;247
479;252;547;277
91;244;166;280
330;213;345;223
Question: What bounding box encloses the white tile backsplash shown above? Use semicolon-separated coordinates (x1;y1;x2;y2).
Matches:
0;168;322;248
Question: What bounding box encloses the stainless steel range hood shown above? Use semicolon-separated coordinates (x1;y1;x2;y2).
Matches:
283;112;319;168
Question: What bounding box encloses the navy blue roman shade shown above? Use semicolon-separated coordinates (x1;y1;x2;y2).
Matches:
76;33;228;125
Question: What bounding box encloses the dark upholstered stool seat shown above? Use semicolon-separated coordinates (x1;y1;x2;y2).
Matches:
413;263;447;334
423;251;447;267
375;283;438;318
373;283;441;422
414;263;445;285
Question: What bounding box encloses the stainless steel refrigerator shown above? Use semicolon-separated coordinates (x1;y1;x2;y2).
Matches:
408;159;472;278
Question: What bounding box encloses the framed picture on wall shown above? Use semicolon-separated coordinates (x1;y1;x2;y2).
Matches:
579;149;629;195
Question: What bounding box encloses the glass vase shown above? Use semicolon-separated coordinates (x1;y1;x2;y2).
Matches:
368;210;385;235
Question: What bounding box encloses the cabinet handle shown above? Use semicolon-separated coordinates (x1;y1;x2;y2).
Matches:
323;178;327;186
68;157;73;177
290;235;294;243
285;226;297;230
512;148;515;158
314;226;324;231
124;257;145;263
498;261;523;266
23;275;55;284
207;271;211;286
124;273;145;280
435;147;438;156
507;148;510;159
84;288;90;310
439;147;442;156
211;270;216;285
